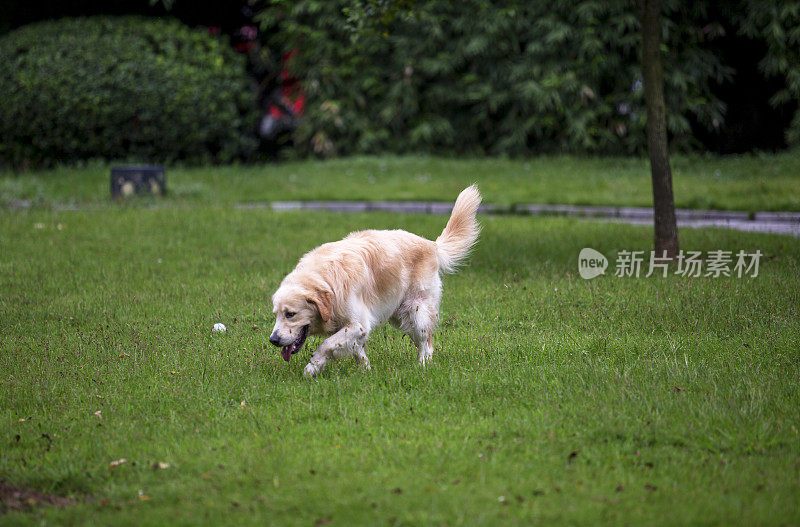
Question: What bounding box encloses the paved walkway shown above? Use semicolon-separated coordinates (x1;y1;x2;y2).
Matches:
9;198;799;236
255;201;800;237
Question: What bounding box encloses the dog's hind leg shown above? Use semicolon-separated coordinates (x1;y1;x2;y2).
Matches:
304;323;370;377
415;332;435;366
393;295;439;366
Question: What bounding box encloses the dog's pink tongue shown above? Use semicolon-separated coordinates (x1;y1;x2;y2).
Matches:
281;346;291;362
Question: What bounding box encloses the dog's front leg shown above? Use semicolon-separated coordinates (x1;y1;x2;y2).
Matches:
304;323;370;377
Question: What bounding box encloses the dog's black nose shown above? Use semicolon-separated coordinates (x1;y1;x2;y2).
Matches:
269;333;281;347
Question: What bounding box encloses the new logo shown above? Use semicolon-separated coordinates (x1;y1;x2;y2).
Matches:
578;248;608;279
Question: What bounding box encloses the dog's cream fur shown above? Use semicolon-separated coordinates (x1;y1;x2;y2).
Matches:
270;185;481;376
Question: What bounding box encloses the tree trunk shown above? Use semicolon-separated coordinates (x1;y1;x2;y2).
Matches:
640;0;679;258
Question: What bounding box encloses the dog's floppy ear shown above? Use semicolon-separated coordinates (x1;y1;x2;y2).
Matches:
307;286;333;323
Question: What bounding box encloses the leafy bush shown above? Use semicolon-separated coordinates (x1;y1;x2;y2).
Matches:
256;0;732;156
0;16;259;167
735;0;800;146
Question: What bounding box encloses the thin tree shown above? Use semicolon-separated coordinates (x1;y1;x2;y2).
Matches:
639;0;679;258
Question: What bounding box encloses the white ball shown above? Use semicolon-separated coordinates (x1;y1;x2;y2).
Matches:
212;323;226;333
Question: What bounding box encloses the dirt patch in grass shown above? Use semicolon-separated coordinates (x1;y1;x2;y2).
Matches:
0;480;75;513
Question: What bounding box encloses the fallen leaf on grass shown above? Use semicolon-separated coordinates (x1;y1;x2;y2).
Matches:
109;458;127;469
94;411;102;420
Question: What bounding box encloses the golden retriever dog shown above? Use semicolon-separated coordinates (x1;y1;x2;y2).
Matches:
269;185;481;377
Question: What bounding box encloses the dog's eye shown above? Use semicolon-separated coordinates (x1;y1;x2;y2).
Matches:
285;311;296;319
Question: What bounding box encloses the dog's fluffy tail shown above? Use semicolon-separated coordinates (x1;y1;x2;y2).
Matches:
435;184;482;274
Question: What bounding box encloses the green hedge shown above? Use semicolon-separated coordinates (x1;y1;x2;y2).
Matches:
0;16;259;167
258;0;798;157
258;0;731;156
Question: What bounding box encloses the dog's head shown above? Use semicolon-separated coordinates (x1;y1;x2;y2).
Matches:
269;278;333;362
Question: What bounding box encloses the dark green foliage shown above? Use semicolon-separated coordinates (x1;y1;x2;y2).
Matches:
0;16;259;168
735;0;800;145
256;0;732;156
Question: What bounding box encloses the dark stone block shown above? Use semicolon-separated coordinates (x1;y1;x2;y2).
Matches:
111;166;166;198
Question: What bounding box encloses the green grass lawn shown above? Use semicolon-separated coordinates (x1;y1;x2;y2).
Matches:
2;151;800;211
1;204;798;525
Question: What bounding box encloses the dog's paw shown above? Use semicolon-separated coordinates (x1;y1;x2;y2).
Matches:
304;362;321;377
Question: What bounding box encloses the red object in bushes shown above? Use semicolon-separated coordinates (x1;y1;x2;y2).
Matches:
270;50;305;119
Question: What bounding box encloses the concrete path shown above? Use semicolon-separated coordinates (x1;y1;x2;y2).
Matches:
9;198;798;236
257;201;800;237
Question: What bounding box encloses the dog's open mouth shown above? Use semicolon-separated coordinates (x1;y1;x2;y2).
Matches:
281;325;309;363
